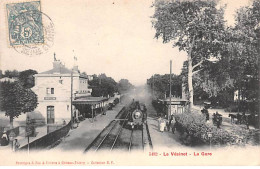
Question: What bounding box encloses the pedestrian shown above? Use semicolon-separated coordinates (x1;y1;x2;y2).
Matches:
75;118;79;127
216;112;221;129
241;112;246;124
1;132;9;146
170;115;176;134
63;119;66;125
13;139;20;152
246;116;249;129
160;120;166;132
157;115;162;131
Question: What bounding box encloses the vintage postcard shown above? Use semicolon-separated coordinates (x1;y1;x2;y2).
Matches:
0;0;259;166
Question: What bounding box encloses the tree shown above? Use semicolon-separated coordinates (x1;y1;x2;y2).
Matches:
18;69;38;88
230;1;259;102
81;72;87;76
0;70;3;78
3;70;19;78
118;79;134;93
147;74;182;99
88;74;118;97
152;0;225;109
0;81;38;128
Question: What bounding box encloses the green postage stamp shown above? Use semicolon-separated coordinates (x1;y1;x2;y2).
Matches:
6;1;44;46
6;1;54;55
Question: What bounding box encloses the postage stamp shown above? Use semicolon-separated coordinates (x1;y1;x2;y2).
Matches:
6;1;54;55
6;1;44;46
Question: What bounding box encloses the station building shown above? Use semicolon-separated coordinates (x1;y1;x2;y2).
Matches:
32;55;107;125
158;97;189;117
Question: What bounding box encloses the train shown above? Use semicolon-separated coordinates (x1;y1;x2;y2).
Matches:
127;101;147;129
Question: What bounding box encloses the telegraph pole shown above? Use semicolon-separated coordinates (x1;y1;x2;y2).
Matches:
71;51;74;129
71;68;74;128
152;75;154;99
169;60;172;121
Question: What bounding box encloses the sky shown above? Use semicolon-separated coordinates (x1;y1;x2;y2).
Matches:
0;0;252;86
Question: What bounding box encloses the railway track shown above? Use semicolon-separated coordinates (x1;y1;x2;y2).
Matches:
84;104;152;153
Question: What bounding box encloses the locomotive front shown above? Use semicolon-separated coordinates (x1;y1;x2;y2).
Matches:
128;101;147;129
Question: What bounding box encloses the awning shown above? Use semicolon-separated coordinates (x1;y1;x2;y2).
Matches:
159;97;189;105
72;96;108;105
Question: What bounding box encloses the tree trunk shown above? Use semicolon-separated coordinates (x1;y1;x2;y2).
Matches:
187;36;195;111
188;53;194;110
10;116;14;129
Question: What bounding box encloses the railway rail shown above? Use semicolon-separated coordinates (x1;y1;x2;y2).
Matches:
84;103;152;153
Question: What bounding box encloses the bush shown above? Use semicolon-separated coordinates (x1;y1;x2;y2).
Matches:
175;112;255;146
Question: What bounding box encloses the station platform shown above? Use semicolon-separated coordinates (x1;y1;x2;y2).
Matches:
51;103;125;152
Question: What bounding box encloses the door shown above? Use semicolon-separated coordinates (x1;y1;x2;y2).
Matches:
47;106;55;124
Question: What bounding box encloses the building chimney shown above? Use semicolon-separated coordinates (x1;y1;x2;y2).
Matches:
53;53;63;72
73;51;79;72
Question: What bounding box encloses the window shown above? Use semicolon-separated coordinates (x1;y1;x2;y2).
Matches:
67;105;69;111
51;88;54;94
46;88;50;94
59;80;63;84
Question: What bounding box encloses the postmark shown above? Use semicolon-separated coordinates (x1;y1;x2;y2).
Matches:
6;1;54;55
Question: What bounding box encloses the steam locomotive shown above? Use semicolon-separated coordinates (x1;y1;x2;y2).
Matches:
127;101;147;129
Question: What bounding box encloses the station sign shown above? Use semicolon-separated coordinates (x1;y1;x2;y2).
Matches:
44;97;56;100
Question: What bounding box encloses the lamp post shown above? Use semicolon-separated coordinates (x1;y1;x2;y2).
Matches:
152;75;154;99
71;68;74;129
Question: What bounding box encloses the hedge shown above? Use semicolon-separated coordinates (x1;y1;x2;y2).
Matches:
175;112;256;147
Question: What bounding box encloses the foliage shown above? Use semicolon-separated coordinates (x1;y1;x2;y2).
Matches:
177;1;259;111
2;70;19;78
227;1;259;102
18;69;38;88
152;0;226;107
147;74;182;99
175;112;255;146
88;74;118;97
117;79;134;93
0;69;38;89
0;81;38;128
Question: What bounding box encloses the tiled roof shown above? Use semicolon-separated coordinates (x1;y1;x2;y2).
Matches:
39;67;73;74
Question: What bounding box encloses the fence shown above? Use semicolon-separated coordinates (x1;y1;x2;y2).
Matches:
19;121;71;151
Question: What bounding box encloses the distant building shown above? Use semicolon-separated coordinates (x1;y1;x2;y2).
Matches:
159;97;189;116
32;56;92;125
0;77;17;82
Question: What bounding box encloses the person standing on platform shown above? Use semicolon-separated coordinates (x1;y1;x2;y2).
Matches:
170;115;176;134
13;139;20;152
